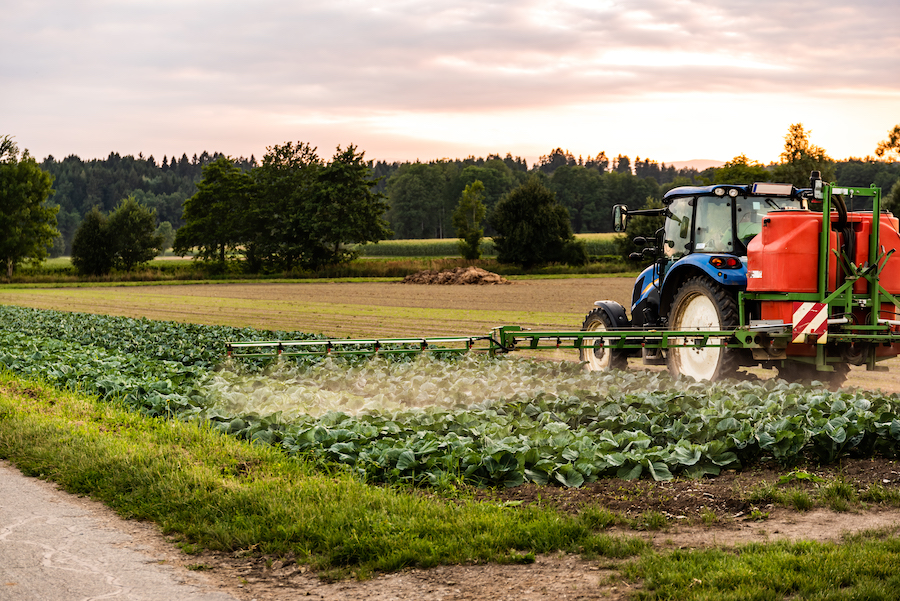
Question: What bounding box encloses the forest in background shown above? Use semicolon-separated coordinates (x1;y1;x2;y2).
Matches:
38;145;900;257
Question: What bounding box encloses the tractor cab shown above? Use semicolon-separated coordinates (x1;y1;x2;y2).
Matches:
611;181;806;329
662;183;807;261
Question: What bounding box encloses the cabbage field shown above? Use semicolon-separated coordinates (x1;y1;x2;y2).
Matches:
1;304;899;488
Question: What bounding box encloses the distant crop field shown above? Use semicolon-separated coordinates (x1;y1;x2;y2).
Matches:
357;233;620;257
356;238;490;257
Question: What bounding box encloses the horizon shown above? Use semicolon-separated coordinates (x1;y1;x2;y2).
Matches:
30;144;729;172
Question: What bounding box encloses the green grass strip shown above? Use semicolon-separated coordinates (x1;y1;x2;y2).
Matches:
0;371;646;577
625;532;900;600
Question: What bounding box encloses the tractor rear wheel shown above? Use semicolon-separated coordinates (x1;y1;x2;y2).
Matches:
666;276;740;382
777;361;849;391
580;308;628;371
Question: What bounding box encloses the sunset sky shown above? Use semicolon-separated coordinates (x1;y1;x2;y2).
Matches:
3;0;898;167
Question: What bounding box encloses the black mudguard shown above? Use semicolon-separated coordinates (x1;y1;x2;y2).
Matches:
591;300;631;328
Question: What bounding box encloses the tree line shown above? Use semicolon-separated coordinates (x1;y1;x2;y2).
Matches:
36;145;710;256
40;151;257;255
3;124;900;277
38;131;900;260
374;149;710;240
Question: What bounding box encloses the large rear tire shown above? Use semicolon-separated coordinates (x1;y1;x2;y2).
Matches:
666;276;740;382
580;308;628;371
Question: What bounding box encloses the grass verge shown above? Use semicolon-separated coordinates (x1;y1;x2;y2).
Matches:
0;371;646;577
625;529;900;600
8;253;634;285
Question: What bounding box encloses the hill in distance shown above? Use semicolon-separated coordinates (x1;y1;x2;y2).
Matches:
666;159;725;171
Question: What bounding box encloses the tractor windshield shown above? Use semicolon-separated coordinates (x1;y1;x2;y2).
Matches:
734;195;805;251
694;196;733;253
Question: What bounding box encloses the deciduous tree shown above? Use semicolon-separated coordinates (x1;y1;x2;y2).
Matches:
173;156;251;264
155;221;175;254
0;136;58;278
311;145;392;265
713;155;770;184
876;124;900;160
452;180;486;260
772;123;835;186
250;141;322;271
454;160;521;231
71;206;115;276
108;195;164;271
490;176;585;268
246;143;392;272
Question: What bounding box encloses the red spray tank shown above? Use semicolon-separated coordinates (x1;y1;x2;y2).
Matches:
747;209;900;357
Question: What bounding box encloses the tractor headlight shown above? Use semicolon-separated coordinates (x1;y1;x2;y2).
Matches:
714;188;725;196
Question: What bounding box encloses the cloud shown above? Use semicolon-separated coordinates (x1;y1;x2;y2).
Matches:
2;0;898;161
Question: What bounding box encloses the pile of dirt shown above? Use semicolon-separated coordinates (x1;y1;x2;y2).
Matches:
402;266;510;285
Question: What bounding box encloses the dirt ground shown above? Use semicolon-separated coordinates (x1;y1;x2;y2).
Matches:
401;266;511;285
2;278;900;599
0;277;628;339
67;458;900;601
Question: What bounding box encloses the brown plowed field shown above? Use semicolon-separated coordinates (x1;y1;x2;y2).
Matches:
0;278;631;338
0;277;896;390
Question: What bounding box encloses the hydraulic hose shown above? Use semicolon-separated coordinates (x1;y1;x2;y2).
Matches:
832;194;854;263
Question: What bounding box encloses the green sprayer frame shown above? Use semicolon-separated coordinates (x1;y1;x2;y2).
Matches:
224;326;741;360
227;181;900;371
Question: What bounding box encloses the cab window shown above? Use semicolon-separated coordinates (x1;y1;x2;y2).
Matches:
663;197;692;259
694;196;733;253
735;197;768;248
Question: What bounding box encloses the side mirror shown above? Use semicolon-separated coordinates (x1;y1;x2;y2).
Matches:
679;218;690;239
613;205;628;232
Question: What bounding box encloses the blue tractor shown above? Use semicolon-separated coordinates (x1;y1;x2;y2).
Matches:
580;180;808;381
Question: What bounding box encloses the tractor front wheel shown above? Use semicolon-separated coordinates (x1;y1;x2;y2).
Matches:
666;277;740;382
580;308;628;371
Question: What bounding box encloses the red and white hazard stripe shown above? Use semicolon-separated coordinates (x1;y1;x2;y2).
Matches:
792;302;828;344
